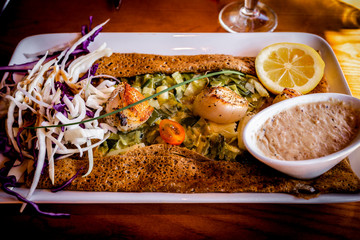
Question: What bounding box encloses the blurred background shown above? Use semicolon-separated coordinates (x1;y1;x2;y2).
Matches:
0;0;359;61
1;0;359;96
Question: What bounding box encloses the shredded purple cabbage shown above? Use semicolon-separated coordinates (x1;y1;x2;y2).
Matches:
0;138;69;217
0;55;58;72
0;16;100;74
54;81;74;101
15;128;25;163
1;175;70;217
79;16;102;53
14;120;36;165
0;120;18;160
53;102;69;132
51;167;84;193
86;110;95;118
53;103;68;115
0;16;104;217
0;124;59;217
82;109;96;128
79;63;98;81
0;132;12;155
53;61;97;130
3;72;15;86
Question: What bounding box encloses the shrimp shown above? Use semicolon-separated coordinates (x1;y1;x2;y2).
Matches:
272;88;302;104
104;82;154;132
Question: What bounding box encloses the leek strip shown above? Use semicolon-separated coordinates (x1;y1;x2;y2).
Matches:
26;70;245;130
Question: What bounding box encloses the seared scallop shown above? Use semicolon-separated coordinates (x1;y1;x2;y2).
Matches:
105;82;154;132
192;87;249;124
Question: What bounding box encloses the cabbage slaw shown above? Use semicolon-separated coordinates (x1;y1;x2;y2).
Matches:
2;19;116;212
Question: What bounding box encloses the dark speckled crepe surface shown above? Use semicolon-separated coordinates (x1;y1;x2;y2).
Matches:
26;53;360;198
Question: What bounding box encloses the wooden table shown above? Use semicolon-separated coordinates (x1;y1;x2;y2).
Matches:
1;0;360;239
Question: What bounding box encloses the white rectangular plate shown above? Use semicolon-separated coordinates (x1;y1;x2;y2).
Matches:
1;32;359;204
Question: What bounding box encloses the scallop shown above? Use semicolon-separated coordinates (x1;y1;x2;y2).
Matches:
192;87;249;124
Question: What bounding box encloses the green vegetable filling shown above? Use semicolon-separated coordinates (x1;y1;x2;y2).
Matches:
100;71;268;161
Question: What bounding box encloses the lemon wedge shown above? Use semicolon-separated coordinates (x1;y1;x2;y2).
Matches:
255;42;325;94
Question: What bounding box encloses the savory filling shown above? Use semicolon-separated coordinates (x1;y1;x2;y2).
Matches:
98;71;270;161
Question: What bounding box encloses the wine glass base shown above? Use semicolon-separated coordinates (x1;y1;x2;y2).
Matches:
219;1;278;33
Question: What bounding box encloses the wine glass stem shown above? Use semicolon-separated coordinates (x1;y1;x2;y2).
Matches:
241;0;259;17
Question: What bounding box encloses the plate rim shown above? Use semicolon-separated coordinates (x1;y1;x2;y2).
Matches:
1;32;359;204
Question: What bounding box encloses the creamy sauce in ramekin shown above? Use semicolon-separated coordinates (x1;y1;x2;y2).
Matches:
256;100;360;160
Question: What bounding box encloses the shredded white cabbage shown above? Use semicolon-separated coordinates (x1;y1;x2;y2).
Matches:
60;19;110;70
64;128;105;145
25;126;47;202
68;42;112;83
4;19;114;208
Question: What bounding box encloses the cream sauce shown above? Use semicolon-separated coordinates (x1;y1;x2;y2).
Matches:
256;100;360;160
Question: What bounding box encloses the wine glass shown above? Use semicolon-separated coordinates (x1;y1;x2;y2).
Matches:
219;0;278;32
